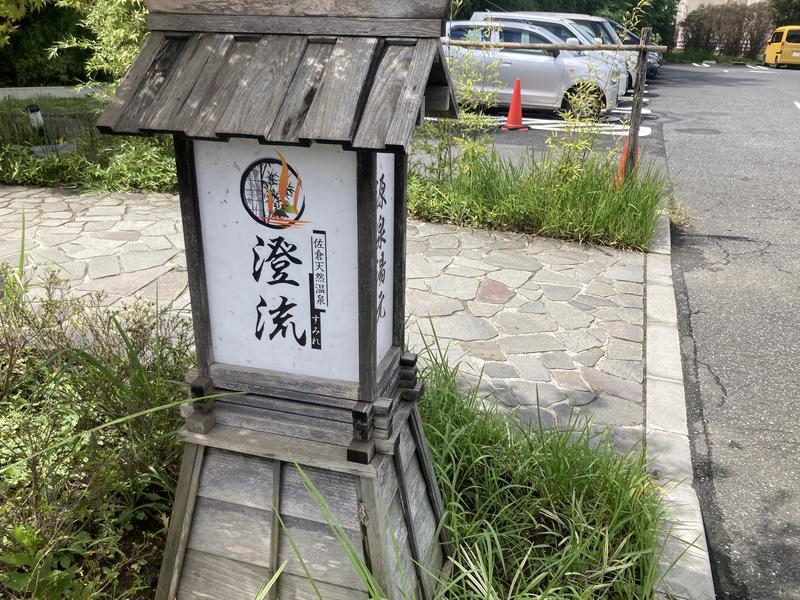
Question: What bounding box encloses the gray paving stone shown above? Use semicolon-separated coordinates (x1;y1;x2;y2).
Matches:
557;330;603;353
88;255;121;279
86;206;125;216
580;394;643;426
584;281;616;297
533;270;576;286
461;340;505;361
539;351;574;370
467;301;502;317
429;274;479;300
406;289;464;317
120;249;179;273
605;265;644;284
92;230;140;242
508;354;550;381
446;263;484;277
428;233;459;249
596;358;643;383
79;265;173;296
492;386;519;407
540;283;581;301
496;312;557;334
600;321;644;343
420;314;498;341
515;406;557;430
607;338;642;361
614;280;645;296
552;369;591;390
518;300;546;314
406;254;441;278
571;293;616;308
476;278;514;304
546;301;593;329
139;269;188;301
487;268;531;288
511;381;563;407
483;361;519;379
485;250;541;271
582;368;642;402
615;293;644;308
647;429;692;481
575;348;604;367
566;390;597;406
647;283;678;325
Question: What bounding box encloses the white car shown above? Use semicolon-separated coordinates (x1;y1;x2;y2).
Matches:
445;20;620;115
472;11;631;97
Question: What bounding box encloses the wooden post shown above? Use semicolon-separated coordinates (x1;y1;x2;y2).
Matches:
624;27;652;178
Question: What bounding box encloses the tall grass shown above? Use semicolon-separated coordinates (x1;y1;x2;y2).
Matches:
419;337;666;598
408;150;666;250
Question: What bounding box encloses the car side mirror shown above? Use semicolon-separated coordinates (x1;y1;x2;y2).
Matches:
566;37;580;45
593;37;603;45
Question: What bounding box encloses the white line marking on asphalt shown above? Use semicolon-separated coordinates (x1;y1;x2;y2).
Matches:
481;116;651;137
692;62;711;68
613;106;652;115
722;69;730;72
747;64;771;71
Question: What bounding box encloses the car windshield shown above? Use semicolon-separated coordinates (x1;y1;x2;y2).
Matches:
573;19;615;44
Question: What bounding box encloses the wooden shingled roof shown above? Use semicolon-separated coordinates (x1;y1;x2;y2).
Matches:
97;0;457;152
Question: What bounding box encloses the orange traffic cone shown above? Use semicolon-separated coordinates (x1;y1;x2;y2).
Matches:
614;141;640;188
501;79;529;131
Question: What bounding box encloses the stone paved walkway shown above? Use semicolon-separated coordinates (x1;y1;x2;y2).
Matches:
0;185;645;446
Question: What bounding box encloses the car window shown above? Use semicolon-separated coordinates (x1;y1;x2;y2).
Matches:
531;22;575;42
449;25;490;42
770;30;784;43
575;20;614;43
786;30;800;43
499;29;549;55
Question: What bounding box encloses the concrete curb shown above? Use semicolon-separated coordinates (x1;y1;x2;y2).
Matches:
0;86;103;100
646;212;715;599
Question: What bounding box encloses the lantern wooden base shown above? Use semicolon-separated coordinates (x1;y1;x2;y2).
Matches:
155;363;446;600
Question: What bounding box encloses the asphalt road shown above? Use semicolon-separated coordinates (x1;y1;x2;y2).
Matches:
659;63;800;599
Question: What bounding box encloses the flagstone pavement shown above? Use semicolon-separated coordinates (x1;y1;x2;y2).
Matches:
0;185;645;447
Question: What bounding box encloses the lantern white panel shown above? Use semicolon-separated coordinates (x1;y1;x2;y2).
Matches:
375;153;395;365
194;139;360;382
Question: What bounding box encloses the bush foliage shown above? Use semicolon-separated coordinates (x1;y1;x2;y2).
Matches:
681;2;774;59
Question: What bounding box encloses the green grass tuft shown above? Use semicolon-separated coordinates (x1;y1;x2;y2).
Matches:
419;337;666;598
408;150;667;250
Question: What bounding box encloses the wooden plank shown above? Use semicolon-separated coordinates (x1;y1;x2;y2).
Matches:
155;443;199;600
178;425;377;478
298;38;378;142
144;33;215;132
186;496;272;567
392;152;408;349
355;475;394;598
215;390;353;423
215;35;307;138
114;35;189;134
279;572;369;600
197;447;274;510
393;437;429;600
147;13;442;38
267;40;334;144
185;37;257;139
168;444;205;598
175;135;214;375
178;549;270;599
171;33;235;132
376;345;401;398
281;464;360;530
278;514;365;589
404;449;442;576
424;85;450;113
97;32;166;133
385;38;439;149
386;492;419;599
352;44;414;149
268;461;282;600
145;0;450;19
210;362;359;403
356;151;378;405
376;454;400;512
214;401;353;447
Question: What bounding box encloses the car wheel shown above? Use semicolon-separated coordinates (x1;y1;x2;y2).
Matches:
562;86;605;120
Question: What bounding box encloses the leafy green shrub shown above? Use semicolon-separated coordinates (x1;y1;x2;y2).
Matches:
0;260;193;598
408;149;666;250
0;5;91;87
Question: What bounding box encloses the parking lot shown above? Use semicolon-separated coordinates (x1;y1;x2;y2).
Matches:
660;63;800;599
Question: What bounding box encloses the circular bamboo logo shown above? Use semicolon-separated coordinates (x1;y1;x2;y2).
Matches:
240;153;306;229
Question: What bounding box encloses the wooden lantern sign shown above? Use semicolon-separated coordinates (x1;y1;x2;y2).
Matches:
97;1;457;599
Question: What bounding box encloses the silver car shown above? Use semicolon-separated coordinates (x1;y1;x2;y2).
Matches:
472;11;631;97
445;20;620;114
